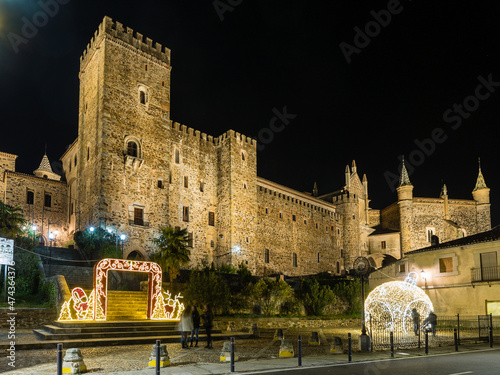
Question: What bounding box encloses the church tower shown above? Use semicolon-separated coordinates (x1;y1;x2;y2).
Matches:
397;157;413;256
472;160;491;232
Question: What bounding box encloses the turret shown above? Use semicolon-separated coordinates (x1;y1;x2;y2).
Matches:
33;154;61;181
351;160;357;174
397;157;413;256
345;165;350;189
472;159;491;231
363;174;369;225
441;183;450;220
313;182;318;197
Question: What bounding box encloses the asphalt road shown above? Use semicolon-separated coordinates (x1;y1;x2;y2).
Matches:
244;349;500;375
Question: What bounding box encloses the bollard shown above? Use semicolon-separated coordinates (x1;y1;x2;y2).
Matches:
57;343;63;375
489;326;493;348
418;328;421;349
156;340;161;375
298;335;302;367
390;331;394;358
457;314;460;345
425;331;429;355
348;333;352;362
454;329;458;352
230;337;235;372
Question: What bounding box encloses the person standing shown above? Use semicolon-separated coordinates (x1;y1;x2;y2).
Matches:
190;305;200;347
411;308;420;336
180;305;194;349
203;304;214;349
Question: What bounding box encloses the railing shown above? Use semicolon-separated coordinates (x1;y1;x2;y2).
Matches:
370;314;500;350
128;219;150;227
471;266;500;282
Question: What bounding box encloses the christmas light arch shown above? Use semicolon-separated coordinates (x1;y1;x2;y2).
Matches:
58;259;184;322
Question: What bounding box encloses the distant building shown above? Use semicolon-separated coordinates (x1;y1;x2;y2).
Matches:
0;17;492;276
369;226;500;315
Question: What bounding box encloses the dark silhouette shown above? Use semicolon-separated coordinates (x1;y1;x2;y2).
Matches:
423;311;437;336
203;304;214;349
190;305;200;347
411;308;420;336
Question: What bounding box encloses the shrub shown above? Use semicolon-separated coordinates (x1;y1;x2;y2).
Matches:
184;269;230;314
298;278;338;316
248;278;293;316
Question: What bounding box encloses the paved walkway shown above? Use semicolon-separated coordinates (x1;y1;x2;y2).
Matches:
5;342;496;374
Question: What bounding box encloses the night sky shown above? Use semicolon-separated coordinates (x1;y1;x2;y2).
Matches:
1;1;499;225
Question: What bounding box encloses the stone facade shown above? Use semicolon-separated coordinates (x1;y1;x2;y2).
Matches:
0;16;493;277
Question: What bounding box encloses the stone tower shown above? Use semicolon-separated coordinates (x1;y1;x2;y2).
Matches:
472;160;491;232
76;16;172;248
397;158;413;256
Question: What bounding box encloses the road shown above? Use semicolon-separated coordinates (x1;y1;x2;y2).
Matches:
244;349;500;375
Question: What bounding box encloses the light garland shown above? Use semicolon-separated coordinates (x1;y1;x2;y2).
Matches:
365;273;433;334
58;259;184;322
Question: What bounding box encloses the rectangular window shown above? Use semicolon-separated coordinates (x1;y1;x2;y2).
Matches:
27;190;34;205
208;211;215;226
200;181;205;192
292;214;296;222
293;253;298;267
399;263;406;273
183;206;189;222
70;203;74;215
187;232;193;247
44;194;51;208
265;207;269;214
157;180;164;189
480;252;498;281
279;212;283;219
184;176;188;188
317;253;320;263
134;207;144;226
265;249;270;264
381;241;387;250
439;257;453;273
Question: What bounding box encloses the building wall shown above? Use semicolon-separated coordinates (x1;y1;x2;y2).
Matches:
369;240;500;315
255;179;341;276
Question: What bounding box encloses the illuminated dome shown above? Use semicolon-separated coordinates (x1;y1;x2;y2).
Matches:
365;273;433;334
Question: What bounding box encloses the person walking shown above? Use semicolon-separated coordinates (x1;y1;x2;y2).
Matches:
190;305;200;347
203;304;214;349
180;305;194;349
423;311;437;337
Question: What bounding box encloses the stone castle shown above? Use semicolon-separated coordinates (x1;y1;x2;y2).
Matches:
0;17;492;276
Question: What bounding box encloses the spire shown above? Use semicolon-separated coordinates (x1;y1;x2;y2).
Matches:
398;156;412;187
313;182;318;197
440;183;448;198
473;158;488;192
351;160;357;174
345;165;351;188
34;154;54;174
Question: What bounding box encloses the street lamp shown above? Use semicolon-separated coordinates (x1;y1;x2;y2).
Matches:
421;270;428;288
119;234;126;258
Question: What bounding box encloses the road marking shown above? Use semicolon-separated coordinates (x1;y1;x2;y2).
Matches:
448;372;473;375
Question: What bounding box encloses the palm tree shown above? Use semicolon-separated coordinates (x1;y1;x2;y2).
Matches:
150;226;191;285
0;201;26;239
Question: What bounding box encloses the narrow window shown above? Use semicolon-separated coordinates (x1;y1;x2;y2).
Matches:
183;206;189;222
157;180;164;189
175;149;180;164
127;141;138;157
87;146;90;161
139;90;147;104
292;214;296;222
316;223;319;229
200;181;205;192
134;207;144;226
184;176;188;188
70;203;74;215
317;252;320;263
210;240;215;248
381;241;387;250
44;194;52;208
161;81;165;87
304;219;307;225
265;207;269;214
208;212;215;226
265;249;270;264
243;183;247;189
241;152;245;161
399;263;406;273
144;64;148;71
279;212;283;219
74;155;77;167
352;215;356;220
293;253;298;268
187;232;193;247
27;191;34;205
336;261;340;274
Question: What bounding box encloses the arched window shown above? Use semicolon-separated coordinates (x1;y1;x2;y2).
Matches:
127;141;138;157
242;152;246;161
138;86;149;105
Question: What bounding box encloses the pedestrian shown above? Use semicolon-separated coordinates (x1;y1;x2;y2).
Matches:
423;311;437;337
411;308;420;336
203;304;214;349
190;305;200;347
180;305;194;349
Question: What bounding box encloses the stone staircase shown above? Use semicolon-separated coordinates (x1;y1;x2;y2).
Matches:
106;291;148;320
47;265;94;290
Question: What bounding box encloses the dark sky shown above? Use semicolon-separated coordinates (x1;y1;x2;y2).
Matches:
0;1;499;224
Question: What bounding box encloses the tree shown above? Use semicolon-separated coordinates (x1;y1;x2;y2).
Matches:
150;226;191;285
184;269;230;314
298;278;338;316
0;201;26;239
73;227;118;262
249;278;294;316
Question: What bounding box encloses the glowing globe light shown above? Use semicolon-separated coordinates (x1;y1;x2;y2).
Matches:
365;272;433;334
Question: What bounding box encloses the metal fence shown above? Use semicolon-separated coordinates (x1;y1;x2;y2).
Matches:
370;314;500;350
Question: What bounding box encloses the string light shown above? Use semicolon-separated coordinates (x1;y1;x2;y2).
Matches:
58;259;184;322
365;272;433;334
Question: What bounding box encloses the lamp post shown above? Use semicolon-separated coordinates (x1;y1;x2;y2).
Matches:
119;234;126;258
421;270;427;289
31;225;37;244
353;256;371;352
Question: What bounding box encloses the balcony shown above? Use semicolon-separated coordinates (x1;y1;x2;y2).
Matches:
128;219;150;227
471;266;500;283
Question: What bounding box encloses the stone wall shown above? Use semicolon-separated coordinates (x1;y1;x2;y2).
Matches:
0;308;57;329
213;317;361;331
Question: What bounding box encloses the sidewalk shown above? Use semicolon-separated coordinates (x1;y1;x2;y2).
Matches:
5;342;496;374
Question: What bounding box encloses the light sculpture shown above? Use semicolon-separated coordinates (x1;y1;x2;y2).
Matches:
365;272;433;334
58;259;184;322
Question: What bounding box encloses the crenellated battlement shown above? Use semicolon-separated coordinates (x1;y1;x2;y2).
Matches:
80;16;171;71
170;122;256;148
